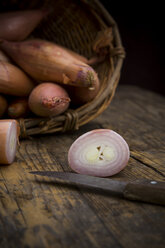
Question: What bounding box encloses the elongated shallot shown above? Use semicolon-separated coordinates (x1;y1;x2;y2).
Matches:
0;61;35;96
0;39;99;88
0;9;47;41
68;129;130;177
66;76;100;105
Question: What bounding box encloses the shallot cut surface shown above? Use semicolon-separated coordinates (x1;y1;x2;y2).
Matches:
68;129;130;177
0;120;19;164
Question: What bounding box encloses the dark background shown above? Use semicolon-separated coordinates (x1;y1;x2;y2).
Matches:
100;1;165;96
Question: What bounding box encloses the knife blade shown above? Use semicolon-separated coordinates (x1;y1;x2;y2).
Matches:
30;171;165;205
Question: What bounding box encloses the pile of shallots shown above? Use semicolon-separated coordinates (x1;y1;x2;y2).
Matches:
0;9;101;119
0;9;130;176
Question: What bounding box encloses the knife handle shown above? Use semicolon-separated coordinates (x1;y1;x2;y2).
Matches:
123;180;165;205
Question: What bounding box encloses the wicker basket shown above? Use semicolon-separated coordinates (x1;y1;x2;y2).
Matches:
0;0;125;138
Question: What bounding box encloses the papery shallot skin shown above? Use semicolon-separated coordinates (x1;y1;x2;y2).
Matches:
28;82;70;117
0;9;47;41
7;97;29;118
66;76;100;105
0;39;99;88
68;129;130;177
0;61;35;96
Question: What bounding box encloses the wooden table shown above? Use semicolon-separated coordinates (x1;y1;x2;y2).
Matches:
0;85;165;248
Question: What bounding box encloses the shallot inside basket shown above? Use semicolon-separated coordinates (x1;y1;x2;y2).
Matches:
0;0;125;138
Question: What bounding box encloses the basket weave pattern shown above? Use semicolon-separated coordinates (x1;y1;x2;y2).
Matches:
0;0;125;138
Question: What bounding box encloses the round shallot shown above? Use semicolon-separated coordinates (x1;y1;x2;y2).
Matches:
28;82;70;117
0;120;20;164
68;129;130;177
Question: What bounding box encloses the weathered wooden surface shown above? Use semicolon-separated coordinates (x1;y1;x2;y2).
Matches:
0;85;165;248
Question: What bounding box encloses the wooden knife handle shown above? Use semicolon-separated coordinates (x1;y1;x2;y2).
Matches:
123;180;165;205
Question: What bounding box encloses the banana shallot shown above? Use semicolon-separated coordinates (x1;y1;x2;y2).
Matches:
66;76;100;105
0;61;35;96
0;39;99;88
0;9;47;41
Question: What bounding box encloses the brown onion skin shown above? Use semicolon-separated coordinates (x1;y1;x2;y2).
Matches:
0;9;47;41
7;97;29;118
0;94;8;117
28;82;70;117
0;61;35;96
0;39;99;88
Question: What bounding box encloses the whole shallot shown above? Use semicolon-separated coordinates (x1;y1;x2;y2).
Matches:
7;97;29;118
0;9;47;41
0;39;99;88
68;129;130;177
66;76;100;105
0;61;35;96
28;82;70;117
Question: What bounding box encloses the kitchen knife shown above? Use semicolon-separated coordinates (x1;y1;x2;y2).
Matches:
30;171;165;205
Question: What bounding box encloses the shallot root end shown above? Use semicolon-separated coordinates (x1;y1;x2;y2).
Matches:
42;96;70;109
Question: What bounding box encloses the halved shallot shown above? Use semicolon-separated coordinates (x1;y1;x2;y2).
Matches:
68;129;130;177
0;120;20;164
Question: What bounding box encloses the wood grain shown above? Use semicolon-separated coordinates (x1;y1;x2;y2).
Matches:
0;85;165;248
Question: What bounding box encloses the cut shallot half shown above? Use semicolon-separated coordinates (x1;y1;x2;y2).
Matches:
0;120;19;164
68;129;130;177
